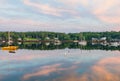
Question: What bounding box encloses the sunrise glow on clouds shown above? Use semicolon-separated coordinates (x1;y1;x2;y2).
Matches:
0;0;120;32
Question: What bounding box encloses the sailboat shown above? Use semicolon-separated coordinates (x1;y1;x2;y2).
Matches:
79;33;87;46
1;32;18;51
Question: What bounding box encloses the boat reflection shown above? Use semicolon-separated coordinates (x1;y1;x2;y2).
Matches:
1;32;18;53
1;46;18;53
9;50;16;53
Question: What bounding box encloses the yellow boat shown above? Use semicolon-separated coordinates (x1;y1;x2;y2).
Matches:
2;46;18;50
1;32;18;51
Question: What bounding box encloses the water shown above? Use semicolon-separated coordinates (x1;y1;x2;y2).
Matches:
0;43;120;81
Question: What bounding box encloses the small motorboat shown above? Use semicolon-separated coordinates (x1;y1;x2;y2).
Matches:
1;32;18;52
2;46;18;50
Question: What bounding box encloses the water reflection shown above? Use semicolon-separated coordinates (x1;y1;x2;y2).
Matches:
0;43;120;81
8;50;16;53
1;42;119;51
21;56;120;81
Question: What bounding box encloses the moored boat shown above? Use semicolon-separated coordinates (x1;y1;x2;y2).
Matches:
1;32;18;52
2;46;18;50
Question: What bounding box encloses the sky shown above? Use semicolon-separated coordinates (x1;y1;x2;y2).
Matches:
0;0;120;32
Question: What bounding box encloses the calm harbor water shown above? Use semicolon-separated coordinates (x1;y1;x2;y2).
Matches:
0;43;120;81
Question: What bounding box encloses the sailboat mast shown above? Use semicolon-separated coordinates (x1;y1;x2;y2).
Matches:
8;31;10;45
80;33;83;41
80;33;85;41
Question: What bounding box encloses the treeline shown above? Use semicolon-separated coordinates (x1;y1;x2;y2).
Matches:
0;31;120;41
1;42;119;51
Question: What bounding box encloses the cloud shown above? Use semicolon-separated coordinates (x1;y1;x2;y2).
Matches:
51;57;120;81
57;0;88;7
23;0;78;17
23;0;61;16
22;64;62;80
79;57;120;81
91;0;120;24
22;63;78;80
57;0;120;24
0;0;120;32
91;0;119;14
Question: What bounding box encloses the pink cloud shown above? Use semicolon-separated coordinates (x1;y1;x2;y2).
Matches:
56;0;120;24
57;0;88;7
91;57;120;80
23;0;61;16
95;9;120;25
92;0;119;14
79;57;120;81
22;63;78;80
22;64;62;80
97;57;120;65
52;57;120;81
23;0;78;17
91;0;120;24
51;57;120;81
